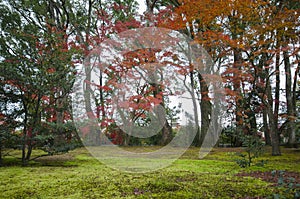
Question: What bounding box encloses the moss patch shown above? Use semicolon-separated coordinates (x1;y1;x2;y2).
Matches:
0;146;299;198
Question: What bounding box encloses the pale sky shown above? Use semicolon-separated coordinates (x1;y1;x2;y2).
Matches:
137;0;147;14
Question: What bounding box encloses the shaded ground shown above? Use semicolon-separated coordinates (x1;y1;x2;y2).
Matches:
237;170;300;186
237;170;300;199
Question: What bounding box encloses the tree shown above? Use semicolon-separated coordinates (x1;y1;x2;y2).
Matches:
166;0;299;155
72;0;140;145
0;0;79;164
278;0;300;147
78;0;185;146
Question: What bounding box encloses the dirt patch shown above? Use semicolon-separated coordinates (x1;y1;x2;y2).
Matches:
236;170;300;186
212;147;244;153
35;153;75;166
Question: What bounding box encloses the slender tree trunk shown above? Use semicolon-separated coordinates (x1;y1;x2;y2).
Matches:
22;136;26;165
266;104;281;155
99;71;106;119
233;49;244;141
25;145;32;161
292;54;300;109
95;72;105;145
55;94;68;147
82;0;99;145
274;41;280;137
186;72;200;146
157;75;172;145
160;122;172;145
266;79;281;155
262;108;271;145
198;73;211;146
259;46;281;155
84;0;93;119
292;54;300;147
245;106;257;135
283;50;296;147
21;98;28;165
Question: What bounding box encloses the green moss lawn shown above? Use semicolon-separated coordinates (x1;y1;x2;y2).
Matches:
0;147;299;198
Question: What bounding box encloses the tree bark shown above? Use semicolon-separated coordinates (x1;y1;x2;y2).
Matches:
160;121;173;145
274;40;280;137
21;97;28;165
283;49;296;147
198;73;212;146
266;78;281;155
262;108;271;145
185;71;200;146
233;49;244;140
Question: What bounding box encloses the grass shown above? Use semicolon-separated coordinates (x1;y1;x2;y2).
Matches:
0;146;299;198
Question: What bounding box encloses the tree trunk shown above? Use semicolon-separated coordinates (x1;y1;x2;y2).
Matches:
262;108;271;145
198;73;211;146
283;50;296;147
274;41;280;140
233;49;244;140
266;104;281;156
83;61;99;145
94;72;105;145
291;54;300;147
99;71;106;119
145;0;172;146
123;134;131;146
55;94;70;147
160;121;172;145
157;89;173;146
25;145;32;161
244;106;257;135
81;0;99;146
21;99;28;165
185;71;200;146
266;79;281;155
22;140;26;165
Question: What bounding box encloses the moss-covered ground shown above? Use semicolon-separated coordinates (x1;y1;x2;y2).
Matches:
0;146;299;198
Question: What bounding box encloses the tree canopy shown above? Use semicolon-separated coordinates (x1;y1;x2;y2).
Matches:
0;0;299;165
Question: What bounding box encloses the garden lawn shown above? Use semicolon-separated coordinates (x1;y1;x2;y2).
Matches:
0;147;299;198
